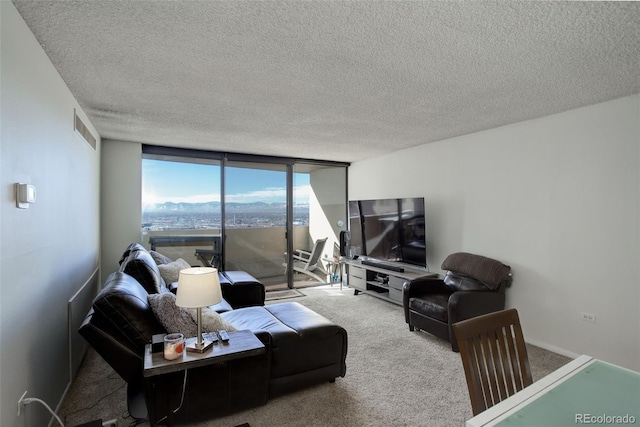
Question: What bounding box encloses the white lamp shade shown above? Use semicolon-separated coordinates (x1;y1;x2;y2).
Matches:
175;267;222;308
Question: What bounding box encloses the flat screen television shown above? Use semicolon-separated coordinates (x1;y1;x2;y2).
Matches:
348;197;427;269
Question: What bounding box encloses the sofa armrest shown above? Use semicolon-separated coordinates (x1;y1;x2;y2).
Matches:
163;270;266;308
220;271;266;308
79;309;144;384
209;298;234;313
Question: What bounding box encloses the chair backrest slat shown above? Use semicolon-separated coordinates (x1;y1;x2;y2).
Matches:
496;327;515;397
504;324;523;391
480;333;500;408
453;309;533;416
488;330;507;405
461;336;486;414
514;322;532;391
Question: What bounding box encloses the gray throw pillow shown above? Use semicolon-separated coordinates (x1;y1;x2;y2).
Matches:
157;258;191;285
189;307;237;332
150;250;173;265
148;292;197;337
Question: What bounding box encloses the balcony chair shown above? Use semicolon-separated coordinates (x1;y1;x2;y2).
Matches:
194;235;222;269
283;237;330;283
452;308;532;415
403;252;512;351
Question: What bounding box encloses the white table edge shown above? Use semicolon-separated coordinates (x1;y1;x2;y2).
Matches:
465;354;594;427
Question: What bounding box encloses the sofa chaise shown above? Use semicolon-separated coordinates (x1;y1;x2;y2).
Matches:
79;243;348;424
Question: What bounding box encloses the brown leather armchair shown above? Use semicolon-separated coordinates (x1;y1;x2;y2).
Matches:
403;252;512;351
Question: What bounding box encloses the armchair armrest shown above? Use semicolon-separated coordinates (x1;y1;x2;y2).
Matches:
402;277;446;323
403;277;447;298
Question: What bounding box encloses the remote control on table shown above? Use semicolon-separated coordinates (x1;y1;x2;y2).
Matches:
204;332;218;342
218;330;230;342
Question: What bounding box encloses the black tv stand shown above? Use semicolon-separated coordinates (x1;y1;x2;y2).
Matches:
361;259;405;272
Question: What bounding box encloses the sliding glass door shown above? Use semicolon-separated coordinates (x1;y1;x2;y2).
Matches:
290;163;348;288
223;160;289;290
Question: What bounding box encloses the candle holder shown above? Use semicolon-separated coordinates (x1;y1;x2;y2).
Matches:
163;333;184;360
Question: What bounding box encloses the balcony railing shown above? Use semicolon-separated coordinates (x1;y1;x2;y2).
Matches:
142;226;313;285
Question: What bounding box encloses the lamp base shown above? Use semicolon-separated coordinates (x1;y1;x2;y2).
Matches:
186;339;214;353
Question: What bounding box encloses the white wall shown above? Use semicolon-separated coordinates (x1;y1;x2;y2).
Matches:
100;139;143;274
349;95;640;371
0;3;101;426
309;167;348;258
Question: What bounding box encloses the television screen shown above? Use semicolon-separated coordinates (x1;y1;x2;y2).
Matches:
399;198;426;267
359;198;402;262
348;201;364;257
349;197;426;268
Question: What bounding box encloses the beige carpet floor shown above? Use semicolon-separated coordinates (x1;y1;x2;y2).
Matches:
264;289;305;301
59;285;571;427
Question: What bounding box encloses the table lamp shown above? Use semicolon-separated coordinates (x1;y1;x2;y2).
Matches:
175;267;222;353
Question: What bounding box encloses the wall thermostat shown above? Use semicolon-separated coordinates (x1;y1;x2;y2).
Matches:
16;183;36;209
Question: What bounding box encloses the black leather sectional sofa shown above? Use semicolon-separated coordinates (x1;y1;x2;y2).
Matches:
79;243;348;424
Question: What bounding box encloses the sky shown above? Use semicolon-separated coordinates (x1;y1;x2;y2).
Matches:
142;159;310;207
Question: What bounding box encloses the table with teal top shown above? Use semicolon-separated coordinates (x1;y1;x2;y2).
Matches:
466;355;640;427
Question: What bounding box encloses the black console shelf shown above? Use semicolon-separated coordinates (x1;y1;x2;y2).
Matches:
345;259;437;305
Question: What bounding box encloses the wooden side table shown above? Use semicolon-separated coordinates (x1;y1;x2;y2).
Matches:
143;330;268;426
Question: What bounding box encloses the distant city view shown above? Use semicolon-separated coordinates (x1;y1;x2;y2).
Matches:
142;201;309;231
141;158;310;232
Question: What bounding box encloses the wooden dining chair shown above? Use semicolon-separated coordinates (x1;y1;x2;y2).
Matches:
452;308;533;415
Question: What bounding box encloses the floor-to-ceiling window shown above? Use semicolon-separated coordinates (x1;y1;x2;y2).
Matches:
141;145;348;289
141;155;222;266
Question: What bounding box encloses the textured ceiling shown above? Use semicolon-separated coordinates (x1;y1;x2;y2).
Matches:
12;1;640;163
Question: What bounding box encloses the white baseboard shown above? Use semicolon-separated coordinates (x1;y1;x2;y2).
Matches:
525;337;581;359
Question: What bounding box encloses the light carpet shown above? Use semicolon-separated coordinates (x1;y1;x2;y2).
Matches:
59;285;571;427
264;289;305;301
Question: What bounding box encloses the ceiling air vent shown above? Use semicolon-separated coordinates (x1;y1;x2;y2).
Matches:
74;109;96;150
